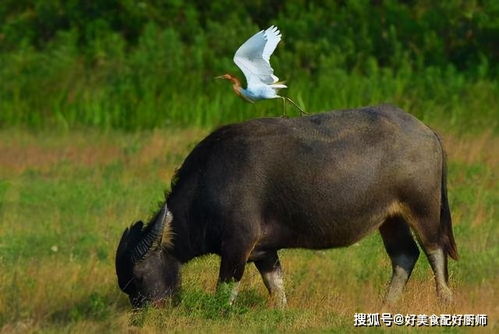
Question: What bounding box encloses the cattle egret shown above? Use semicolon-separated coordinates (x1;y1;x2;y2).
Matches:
216;26;306;115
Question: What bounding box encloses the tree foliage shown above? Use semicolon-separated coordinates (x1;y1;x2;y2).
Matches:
1;0;497;73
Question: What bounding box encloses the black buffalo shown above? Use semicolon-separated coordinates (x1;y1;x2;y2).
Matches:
116;105;458;308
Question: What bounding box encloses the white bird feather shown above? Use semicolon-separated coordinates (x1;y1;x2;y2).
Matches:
233;25;284;91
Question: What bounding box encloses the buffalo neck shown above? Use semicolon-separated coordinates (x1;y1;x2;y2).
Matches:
165;196;213;263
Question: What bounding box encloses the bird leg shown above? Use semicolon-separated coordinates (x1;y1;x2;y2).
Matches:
283;97;307;116
281;97;287;117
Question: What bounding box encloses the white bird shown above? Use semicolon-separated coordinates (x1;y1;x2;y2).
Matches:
216;25;306;115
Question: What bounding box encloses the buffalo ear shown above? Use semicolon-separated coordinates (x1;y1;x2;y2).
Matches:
161;210;174;249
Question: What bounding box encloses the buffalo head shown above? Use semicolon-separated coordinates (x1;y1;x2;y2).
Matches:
115;204;180;308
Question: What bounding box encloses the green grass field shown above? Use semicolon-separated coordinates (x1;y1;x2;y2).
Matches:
0;124;497;333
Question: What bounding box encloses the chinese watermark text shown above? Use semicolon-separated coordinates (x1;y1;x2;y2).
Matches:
354;313;488;327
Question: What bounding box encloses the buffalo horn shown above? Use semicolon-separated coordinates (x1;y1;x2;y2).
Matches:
130;204;170;264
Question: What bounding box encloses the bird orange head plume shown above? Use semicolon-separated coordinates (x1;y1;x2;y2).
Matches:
215;73;246;98
215;73;239;83
215;73;232;80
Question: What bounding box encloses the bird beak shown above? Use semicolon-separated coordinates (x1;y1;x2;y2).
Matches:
215;75;224;79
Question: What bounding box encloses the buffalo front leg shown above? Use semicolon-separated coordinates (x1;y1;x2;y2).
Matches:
379;217;420;306
255;252;287;308
217;239;256;305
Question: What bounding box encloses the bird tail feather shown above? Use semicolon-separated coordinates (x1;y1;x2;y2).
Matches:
271;81;287;89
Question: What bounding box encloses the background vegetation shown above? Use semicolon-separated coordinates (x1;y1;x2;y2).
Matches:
0;0;498;131
0;0;498;333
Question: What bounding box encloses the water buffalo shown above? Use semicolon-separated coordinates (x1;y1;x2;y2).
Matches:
116;104;458;308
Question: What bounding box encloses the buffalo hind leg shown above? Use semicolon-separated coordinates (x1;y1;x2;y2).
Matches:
254;252;287;308
409;212;454;304
380;217;420;306
420;245;453;304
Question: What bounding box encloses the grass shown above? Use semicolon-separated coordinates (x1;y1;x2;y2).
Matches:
0;124;497;333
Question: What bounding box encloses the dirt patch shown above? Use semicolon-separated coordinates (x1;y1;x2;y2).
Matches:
0;129;207;177
0;142;122;175
133;128;205;167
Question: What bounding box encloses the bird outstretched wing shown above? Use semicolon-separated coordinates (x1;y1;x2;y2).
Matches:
233;26;282;88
